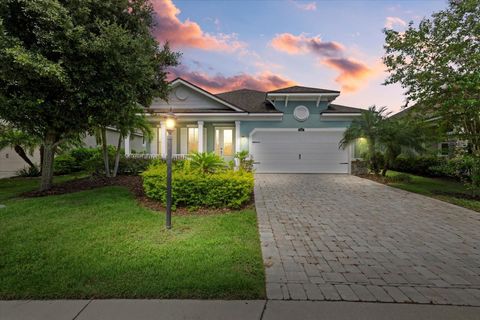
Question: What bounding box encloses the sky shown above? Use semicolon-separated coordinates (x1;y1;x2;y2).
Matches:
150;0;447;114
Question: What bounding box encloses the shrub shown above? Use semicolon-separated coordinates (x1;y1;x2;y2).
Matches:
392;155;445;177
234;150;254;172
387;173;413;183
54;154;78;175
433;155;480;195
16;165;41;177
188;152;225;173
142;163;254;209
69;147;98;165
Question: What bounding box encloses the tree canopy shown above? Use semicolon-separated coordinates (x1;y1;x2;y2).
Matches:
383;0;479;155
0;0;179;190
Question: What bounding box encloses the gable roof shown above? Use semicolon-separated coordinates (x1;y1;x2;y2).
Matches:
170;78;246;112
268;85;340;94
321;104;364;114
215;89;280;113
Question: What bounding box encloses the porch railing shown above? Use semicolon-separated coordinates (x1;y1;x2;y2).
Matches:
126;153;189;160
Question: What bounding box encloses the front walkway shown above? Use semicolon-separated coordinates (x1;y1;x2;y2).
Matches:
2;300;480;320
255;174;480;306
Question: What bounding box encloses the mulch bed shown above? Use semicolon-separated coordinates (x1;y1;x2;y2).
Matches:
22;175;253;215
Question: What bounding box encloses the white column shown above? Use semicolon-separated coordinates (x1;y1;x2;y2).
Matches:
235;121;241;153
124;133;131;155
197;121;204;153
150;126;158;155
235;121;241;167
160;121;167;157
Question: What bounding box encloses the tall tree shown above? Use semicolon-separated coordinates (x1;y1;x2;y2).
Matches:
383;0;480;155
0;0;178;190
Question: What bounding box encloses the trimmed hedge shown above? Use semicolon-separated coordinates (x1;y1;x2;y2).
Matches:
142;164;254;209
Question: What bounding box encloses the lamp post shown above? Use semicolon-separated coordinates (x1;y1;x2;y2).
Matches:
165;113;176;229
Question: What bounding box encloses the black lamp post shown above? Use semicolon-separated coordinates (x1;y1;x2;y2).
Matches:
165;113;176;229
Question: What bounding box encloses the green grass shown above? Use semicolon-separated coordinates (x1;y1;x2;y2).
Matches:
0;176;265;299
0;172;88;202
386;171;480;212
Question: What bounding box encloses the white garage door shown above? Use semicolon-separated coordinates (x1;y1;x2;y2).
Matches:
250;129;350;173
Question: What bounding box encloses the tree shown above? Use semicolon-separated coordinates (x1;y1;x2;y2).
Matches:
378;118;427;176
383;0;480;155
0;0;178;190
340;106;388;175
0;123;40;169
112;107;152;177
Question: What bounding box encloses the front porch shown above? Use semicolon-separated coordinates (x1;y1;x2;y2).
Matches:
124;120;242;161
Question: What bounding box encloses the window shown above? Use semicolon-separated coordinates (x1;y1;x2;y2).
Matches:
188;127;198;153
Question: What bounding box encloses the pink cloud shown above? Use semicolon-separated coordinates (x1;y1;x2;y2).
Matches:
169;66;296;93
292;1;317;11
151;0;245;52
271;33;344;57
321;58;375;92
384;16;407;29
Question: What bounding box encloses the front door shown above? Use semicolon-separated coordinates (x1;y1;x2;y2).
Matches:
215;127;234;162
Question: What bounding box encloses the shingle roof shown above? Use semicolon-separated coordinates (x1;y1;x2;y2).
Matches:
216;89;280;113
321;104;364;114
268;85;340;94
146;108;237;114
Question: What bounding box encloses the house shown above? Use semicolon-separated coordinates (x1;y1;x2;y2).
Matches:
129;78;365;174
0;129;146;178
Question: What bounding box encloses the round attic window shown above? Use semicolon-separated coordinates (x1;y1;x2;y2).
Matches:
293;105;309;122
174;87;188;101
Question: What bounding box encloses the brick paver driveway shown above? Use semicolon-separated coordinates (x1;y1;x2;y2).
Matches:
255;174;480;306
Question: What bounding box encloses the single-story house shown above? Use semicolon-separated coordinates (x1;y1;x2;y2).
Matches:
130;78;365;174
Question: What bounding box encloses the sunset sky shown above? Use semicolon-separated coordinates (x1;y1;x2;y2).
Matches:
151;0;447;114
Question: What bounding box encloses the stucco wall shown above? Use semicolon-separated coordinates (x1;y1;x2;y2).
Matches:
238;100;354;151
0;147;41;179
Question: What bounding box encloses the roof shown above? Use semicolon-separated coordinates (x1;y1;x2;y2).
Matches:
321;104;364;114
268;85;340;94
146;108;238;114
170;78;246;112
216;89;280;113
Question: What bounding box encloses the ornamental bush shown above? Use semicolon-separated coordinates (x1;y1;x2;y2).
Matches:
142;163;254;209
391;155;445;177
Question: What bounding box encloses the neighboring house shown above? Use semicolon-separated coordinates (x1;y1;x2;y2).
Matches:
0;128;146;178
131;78;364;174
392;105;463;157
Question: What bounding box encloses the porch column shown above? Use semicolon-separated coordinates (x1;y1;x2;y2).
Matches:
160;120;167;157
150;126;158;155
235;121;241;167
235;121;241;153
197;121;204;153
124;133;131;155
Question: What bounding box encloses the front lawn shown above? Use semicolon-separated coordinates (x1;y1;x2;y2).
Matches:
0;176;265;299
386;171;480;212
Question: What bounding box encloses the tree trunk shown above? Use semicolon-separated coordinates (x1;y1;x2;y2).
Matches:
13;145;35;168
39;145;44;173
112;134;123;177
101;127;110;177
40;133;56;191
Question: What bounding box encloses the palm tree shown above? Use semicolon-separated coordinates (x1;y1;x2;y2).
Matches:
378;118;426;176
112;108;152;177
188;152;225;174
0;123;40;169
339;106;389;175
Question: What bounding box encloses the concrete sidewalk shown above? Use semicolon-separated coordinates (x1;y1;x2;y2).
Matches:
1;300;480;320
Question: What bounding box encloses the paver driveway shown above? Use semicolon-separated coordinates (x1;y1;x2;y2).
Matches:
255;174;480;306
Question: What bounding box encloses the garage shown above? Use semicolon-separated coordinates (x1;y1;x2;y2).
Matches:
250;129;350;173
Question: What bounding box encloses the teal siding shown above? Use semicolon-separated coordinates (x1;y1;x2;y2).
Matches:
239;100;353;151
